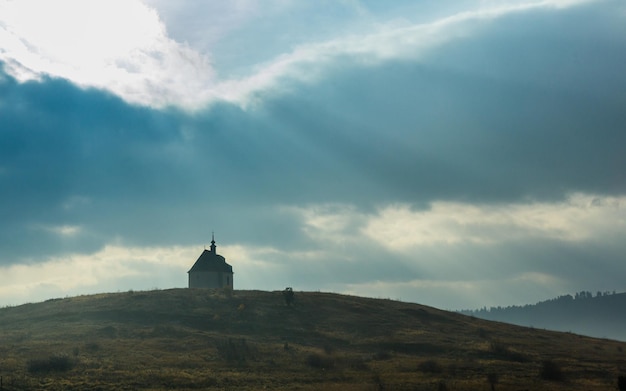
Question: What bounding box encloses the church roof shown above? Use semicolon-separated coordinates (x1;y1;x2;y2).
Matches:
187;249;233;273
187;236;233;273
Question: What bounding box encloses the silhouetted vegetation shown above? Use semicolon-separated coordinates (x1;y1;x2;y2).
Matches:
489;340;530;362
27;355;75;373
418;359;443;373
84;341;100;352
487;372;499;391
283;287;294;306
216;338;255;363
540;359;565;381
306;352;335;370
372;351;392;360
461;290;626;340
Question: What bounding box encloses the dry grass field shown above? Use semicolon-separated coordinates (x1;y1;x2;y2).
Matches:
1;289;625;390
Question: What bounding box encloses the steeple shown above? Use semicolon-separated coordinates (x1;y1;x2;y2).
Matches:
210;232;216;253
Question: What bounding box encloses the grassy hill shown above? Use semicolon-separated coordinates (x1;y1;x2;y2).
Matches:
1;289;625;390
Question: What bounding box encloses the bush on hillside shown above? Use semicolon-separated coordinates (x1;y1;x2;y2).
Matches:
283;287;295;306
418;359;443;373
372;351;392;360
216;338;255;363
540;359;565;381
27;354;75;373
489;341;529;362
487;372;499;391
306;352;335;370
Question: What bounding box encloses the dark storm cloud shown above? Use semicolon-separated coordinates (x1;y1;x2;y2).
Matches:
0;67;344;261
259;62;626;203
0;70;190;258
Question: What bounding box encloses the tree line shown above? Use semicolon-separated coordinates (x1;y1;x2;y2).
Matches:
461;290;618;317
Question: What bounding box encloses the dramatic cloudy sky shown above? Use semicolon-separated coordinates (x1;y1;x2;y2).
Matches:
1;0;625;309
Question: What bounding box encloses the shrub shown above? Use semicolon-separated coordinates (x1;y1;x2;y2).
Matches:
283;287;295;306
216;338;254;363
323;344;335;355
372;372;384;390
84;342;101;352
489;341;529;362
418;359;443;373
346;356;369;371
490;341;508;355
97;325;117;338
487;372;499;391
372;351;392;360
27;355;75;373
306;352;334;370
540;359;565;381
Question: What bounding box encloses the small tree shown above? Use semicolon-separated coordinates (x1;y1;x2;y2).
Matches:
540;360;564;381
283;287;295;306
487;372;499;391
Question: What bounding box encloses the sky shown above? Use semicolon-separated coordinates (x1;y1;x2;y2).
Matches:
1;0;625;310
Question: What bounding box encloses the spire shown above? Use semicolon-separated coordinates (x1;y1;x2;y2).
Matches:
210;232;216;253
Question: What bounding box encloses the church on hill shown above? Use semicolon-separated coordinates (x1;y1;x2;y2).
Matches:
187;235;234;289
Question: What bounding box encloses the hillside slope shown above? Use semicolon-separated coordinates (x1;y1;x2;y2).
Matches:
1;289;626;390
461;292;626;341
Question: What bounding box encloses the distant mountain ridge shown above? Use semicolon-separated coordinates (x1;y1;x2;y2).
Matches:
460;291;626;341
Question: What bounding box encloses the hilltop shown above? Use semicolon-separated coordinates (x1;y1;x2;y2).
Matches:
461;291;626;341
1;289;626;390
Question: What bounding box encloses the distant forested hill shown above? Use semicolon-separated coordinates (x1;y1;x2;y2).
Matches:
460;291;626;341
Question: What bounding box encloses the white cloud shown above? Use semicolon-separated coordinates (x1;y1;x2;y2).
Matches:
0;0;215;109
0;241;297;306
362;194;626;251
48;225;83;237
61;195;92;211
0;0;597;109
142;0;267;48
286;194;625;252
208;0;598;107
0;244;194;306
282;204;366;246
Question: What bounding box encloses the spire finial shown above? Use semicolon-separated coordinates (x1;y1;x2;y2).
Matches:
210;231;216;253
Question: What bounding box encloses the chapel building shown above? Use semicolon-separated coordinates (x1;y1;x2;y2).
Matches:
187;235;234;289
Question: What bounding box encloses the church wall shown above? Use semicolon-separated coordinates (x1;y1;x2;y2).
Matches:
223;273;234;290
188;271;234;289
